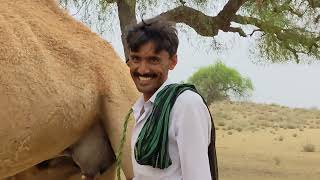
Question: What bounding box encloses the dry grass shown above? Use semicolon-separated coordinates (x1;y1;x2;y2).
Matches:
210;101;320;132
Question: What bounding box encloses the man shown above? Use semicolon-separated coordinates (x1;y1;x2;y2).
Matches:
125;19;218;180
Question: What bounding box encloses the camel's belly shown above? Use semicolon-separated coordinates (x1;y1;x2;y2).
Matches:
0;64;100;178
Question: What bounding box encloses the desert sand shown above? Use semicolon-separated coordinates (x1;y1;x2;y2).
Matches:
213;101;320;180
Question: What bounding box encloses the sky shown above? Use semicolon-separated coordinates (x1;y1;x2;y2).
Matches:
69;1;320;109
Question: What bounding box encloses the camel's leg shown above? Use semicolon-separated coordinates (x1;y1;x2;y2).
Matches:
101;97;136;180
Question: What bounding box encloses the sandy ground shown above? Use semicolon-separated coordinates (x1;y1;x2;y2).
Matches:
217;129;320;180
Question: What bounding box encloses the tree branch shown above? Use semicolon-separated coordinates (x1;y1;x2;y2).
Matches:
249;29;263;36
223;27;247;37
156;6;220;36
315;15;320;23
216;0;248;30
308;0;320;8
234;15;319;42
144;0;318;61
154;0;248;37
234;15;319;61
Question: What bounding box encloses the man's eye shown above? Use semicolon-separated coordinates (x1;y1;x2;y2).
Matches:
131;57;140;62
150;58;160;63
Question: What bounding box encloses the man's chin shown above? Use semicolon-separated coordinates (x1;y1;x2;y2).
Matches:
136;85;156;94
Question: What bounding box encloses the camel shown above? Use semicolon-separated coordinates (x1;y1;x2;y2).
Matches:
0;0;138;179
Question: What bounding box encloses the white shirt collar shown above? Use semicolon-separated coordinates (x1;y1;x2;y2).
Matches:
132;79;173;121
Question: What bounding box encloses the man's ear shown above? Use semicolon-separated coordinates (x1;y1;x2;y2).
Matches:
169;54;177;70
126;58;132;67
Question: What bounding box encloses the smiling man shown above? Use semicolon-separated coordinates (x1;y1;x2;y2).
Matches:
125;19;218;180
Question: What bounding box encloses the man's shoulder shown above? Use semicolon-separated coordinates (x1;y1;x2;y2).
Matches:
175;89;205;107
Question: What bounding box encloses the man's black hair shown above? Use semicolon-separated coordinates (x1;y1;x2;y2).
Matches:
126;19;179;57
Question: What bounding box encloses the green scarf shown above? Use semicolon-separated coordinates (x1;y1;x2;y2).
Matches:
134;83;198;169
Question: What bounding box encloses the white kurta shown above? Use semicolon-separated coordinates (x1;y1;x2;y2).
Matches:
131;80;212;180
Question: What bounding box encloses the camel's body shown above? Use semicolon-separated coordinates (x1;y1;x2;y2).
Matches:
0;0;138;179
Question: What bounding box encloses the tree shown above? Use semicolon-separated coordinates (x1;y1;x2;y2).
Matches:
59;0;320;63
188;62;253;104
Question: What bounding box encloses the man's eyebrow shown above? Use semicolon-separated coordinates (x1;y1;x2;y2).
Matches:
147;55;160;59
130;54;140;58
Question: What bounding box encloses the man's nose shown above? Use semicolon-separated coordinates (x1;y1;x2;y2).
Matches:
137;60;151;74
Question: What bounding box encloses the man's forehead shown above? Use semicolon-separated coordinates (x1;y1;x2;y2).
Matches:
130;42;156;54
129;41;168;57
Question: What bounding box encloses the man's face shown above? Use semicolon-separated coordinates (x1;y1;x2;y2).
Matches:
128;41;177;100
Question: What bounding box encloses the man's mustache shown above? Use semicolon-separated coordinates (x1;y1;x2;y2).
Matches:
133;72;157;78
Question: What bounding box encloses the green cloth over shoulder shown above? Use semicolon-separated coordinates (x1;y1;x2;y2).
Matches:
134;83;198;169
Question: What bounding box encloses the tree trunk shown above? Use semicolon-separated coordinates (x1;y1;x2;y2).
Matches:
117;0;137;61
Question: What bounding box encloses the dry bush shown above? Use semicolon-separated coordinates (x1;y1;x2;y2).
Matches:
227;125;234;131
302;143;316;152
217;122;226;126
227;131;233;135
292;133;298;137
278;136;284;141
309;125;316;129
286;123;297;129
273;157;281;166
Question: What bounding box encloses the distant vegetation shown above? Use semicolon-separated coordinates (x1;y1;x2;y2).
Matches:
210;101;320;133
188;62;253;105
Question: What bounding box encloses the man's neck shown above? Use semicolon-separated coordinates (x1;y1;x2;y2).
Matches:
143;94;152;102
142;78;169;102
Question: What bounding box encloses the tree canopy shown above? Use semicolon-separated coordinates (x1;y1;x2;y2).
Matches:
188;62;254;104
59;0;320;63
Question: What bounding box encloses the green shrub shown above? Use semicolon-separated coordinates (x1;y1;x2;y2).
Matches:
188;61;253;105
